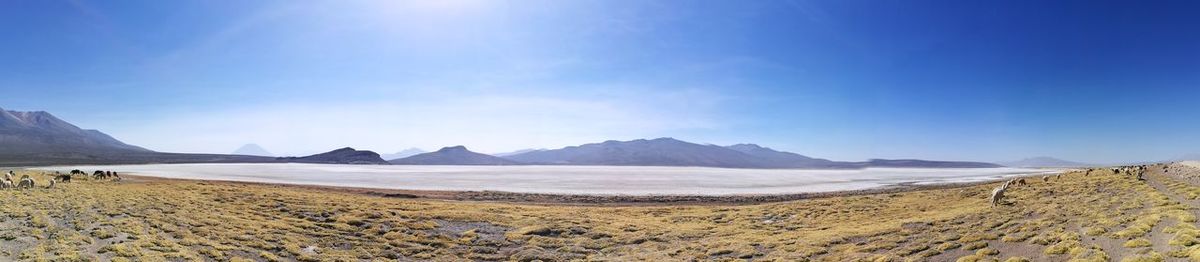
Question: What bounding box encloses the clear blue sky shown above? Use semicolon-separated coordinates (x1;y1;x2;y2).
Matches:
1;0;1198;163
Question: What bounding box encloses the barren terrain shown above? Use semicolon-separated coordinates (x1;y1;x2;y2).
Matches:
0;162;1196;261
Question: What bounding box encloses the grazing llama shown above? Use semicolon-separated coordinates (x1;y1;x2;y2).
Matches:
991;180;1013;207
17;176;34;189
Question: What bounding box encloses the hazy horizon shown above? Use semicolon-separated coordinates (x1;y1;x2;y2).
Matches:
3;0;1200;163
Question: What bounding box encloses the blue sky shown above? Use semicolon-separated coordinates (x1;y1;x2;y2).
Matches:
1;0;1199;163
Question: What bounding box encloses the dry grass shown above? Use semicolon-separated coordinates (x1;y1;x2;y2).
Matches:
0;164;1195;261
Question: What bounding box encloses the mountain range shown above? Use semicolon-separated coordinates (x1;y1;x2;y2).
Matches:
725;143;846;168
0;107;1008;169
498;138;1000;168
504;138;777;168
0;108;384;166
1001;157;1094;168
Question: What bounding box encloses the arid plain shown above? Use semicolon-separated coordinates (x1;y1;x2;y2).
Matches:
0;162;1195;261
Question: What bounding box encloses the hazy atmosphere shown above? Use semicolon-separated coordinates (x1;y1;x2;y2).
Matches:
4;0;1200;163
5;1;1200;261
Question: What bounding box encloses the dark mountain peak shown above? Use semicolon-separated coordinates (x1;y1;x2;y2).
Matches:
2;110;79;131
727;143;767;151
278;148;388;165
331;147;357;152
0;108;150;155
391;145;518;165
438;145;469;152
8;110;43;118
9;110;52;120
10;110;52;117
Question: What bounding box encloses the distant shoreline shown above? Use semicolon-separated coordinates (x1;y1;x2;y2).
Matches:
34;163;1056;198
110;171;1060;206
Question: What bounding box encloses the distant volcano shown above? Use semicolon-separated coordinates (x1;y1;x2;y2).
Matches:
380;148;427;161
232;143;273;157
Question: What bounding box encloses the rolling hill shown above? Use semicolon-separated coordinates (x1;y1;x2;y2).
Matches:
276;148;389;165
390;146;518;165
